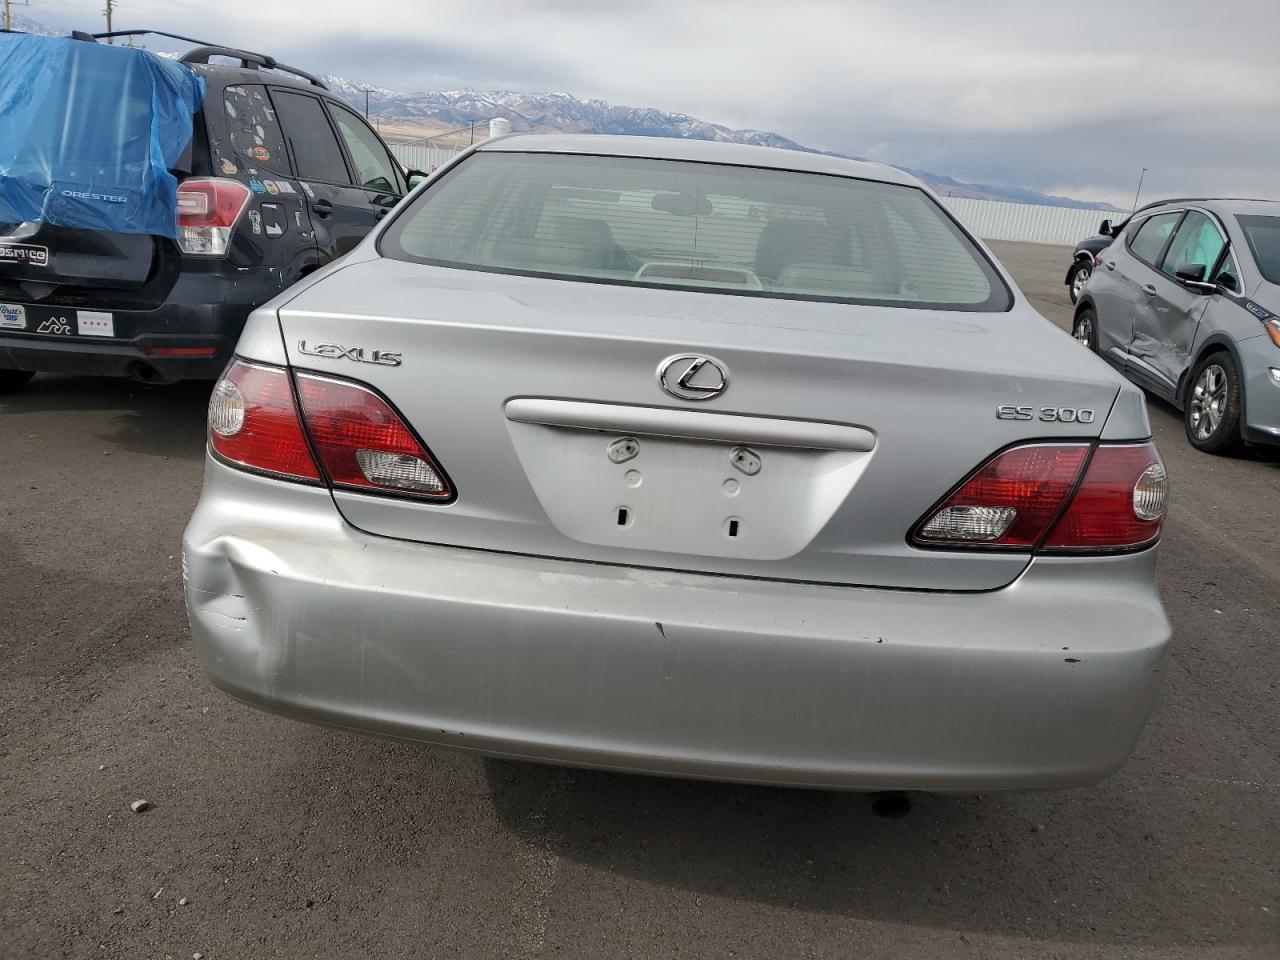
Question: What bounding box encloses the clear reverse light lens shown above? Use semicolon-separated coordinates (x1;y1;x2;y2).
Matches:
1132;462;1169;521
354;449;446;493
208;378;245;437
918;505;1017;541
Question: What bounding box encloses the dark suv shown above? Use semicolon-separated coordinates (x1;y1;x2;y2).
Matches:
0;30;422;390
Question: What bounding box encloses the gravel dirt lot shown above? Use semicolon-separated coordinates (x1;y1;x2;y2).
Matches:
2;240;1277;959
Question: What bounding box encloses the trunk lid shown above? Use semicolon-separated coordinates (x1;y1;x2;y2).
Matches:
278;256;1121;591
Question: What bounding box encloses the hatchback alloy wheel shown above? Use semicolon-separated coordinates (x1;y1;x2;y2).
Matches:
1072;313;1093;347
1188;363;1227;441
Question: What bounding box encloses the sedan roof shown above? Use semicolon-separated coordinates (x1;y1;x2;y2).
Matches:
477;133;919;188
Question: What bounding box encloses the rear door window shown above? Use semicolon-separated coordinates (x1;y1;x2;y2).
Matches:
1128;212;1181;267
329;104;403;195
271;91;351;185
222;85;290;176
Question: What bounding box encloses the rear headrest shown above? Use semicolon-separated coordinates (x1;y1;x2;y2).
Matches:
755;218;839;281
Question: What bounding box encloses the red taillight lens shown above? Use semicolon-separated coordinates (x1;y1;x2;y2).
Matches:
207;360;321;482
176;178;251;256
912;440;1167;553
912;443;1090;547
294;372;452;500
1042;442;1166;551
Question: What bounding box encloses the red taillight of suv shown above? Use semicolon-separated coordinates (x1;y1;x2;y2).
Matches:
176;178;251;256
912;441;1167;553
207;360;453;500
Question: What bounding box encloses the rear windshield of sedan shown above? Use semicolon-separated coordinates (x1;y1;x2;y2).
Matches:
1238;215;1280;285
380;152;1011;311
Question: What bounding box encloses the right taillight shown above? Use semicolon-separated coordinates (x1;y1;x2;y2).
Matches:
177;178;250;256
1041;443;1166;551
912;440;1166;553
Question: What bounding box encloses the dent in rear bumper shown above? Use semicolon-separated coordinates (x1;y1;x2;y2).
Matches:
183;458;1173;791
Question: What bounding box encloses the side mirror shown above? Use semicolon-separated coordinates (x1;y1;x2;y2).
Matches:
1175;262;1216;293
406;169;430;189
1099;218;1113;236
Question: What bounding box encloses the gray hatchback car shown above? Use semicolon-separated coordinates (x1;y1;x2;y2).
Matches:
1072;198;1280;453
183;134;1172;791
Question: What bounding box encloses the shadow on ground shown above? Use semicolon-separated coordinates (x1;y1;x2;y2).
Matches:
2;374;211;461
478;753;1267;949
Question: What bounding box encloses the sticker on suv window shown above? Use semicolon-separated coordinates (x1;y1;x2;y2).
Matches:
0;243;49;267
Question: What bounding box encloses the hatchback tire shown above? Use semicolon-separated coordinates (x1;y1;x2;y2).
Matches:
0;369;34;393
1068;261;1092;304
1185;352;1243;455
1071;307;1098;353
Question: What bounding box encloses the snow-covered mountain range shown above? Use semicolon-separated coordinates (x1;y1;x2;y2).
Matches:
320;78;1112;209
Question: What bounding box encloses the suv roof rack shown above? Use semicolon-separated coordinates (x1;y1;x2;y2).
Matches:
88;29;329;90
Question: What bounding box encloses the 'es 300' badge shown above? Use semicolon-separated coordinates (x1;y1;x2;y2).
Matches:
997;405;1095;423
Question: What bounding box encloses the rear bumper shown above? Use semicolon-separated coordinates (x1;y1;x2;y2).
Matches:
0;267;279;382
183;458;1173;792
0;330;232;381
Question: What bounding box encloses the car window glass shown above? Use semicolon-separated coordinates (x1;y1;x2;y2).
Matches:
1210;248;1241;291
222;84;290;175
1128;212;1180;266
270;90;351;185
382;152;1009;310
330;105;402;194
1237;214;1280;285
1160;211;1225;278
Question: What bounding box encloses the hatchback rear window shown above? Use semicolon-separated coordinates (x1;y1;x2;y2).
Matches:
380;152;1010;310
222;85;289;176
1237;215;1280;285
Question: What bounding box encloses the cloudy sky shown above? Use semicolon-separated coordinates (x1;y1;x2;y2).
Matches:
30;0;1280;206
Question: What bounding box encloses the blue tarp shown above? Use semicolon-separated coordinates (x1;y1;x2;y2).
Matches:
0;34;204;239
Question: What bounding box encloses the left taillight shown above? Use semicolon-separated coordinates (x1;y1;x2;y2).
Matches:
208;360;322;482
208;360;453;501
294;372;452;500
177;178;251;256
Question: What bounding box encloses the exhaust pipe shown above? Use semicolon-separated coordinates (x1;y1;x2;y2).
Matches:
870;791;912;818
125;361;167;384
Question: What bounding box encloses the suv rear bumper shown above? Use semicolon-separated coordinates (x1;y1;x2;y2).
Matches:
0;267;281;382
183;458;1172;792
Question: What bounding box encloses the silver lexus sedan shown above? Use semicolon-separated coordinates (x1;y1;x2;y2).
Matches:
183;134;1172;791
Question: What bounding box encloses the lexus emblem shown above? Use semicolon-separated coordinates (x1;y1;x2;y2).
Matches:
658;354;729;402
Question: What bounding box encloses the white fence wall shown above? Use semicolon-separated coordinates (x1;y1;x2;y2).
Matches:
389;143;465;173
941;197;1114;247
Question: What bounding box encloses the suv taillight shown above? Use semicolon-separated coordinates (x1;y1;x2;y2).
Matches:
177;178;251;256
911;441;1166;553
208;360;453;501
